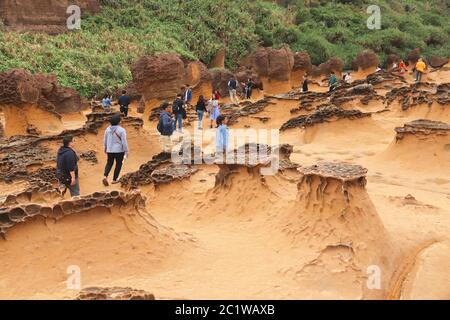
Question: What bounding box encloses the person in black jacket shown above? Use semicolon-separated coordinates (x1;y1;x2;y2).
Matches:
118;90;131;117
172;93;185;133
157;102;175;153
195;95;207;130
56;135;80;197
302;75;309;93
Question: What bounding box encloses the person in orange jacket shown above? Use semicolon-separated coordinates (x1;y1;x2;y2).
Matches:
415;58;427;83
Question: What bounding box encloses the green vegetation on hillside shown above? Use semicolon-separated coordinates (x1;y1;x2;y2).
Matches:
1;0;449;97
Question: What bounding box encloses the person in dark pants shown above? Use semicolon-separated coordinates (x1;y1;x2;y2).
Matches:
56;135;80;197
102;114;129;186
245;79;254;99
172;93;185;133
118;90;131;117
302;75;309;93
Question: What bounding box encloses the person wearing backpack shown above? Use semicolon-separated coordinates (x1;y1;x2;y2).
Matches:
157;102;175;153
102;114;129;186
56;135;80;197
172;93;185;133
228;76;239;105
118;90;131;117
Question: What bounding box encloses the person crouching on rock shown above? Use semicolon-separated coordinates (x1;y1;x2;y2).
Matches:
56;135;80;197
102;114;129;186
157;102;175;153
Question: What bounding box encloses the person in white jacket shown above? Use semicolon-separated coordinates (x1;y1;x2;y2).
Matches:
102;114;129;186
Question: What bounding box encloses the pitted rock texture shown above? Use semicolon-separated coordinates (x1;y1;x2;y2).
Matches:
0;0;100;34
0;190;145;237
119;152;174;188
280;104;371;131
309;57;344;78
76;287;155;300
395;119;450;140
0;69;83;114
80;150;98;164
298;162;368;182
386;83;450;110
151;165;199;185
220;98;276;125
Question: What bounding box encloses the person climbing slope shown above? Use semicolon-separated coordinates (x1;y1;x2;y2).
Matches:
228;76;239;105
102;114;129;186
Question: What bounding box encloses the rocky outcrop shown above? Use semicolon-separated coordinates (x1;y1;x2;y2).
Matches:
240;45;295;82
0;0;100;34
220;98;276;125
209;48;226;69
429;56;449;69
352;50;379;70
210;68;235;97
280;104;371;131
0;69;85;136
0;190;144;237
120;152;197;189
132;54;212;101
132;54;185;100
309;57;345;78
293;51;312;74
0;69;83;114
394;120;450;141
76;287;155;300
386;83;450;110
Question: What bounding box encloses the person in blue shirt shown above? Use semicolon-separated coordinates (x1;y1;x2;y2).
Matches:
215;115;229;156
102;94;112;112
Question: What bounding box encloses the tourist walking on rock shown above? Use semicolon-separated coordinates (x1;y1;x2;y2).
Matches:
245;79;254;99
329;72;338;92
184;85;193;106
172;93;186;133
302;75;309;93
157;102;175;153
102;94;112;112
399;59;407;76
102;114;129;186
415;58;427;83
118;90;131;117
210;95;220;129
215;115;229;156
228;76;239;104
196;95;207;130
56;135;80;197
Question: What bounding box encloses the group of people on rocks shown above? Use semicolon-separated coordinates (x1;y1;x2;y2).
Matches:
99;90;132;117
300;56;429;94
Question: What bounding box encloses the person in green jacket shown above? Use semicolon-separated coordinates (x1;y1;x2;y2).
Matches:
329;71;338;92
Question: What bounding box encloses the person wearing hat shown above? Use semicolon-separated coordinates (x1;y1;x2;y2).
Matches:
102;114;129;186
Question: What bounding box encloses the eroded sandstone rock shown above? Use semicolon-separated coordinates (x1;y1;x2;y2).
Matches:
280;104;371;131
0;190;145;237
395;119;450;141
76;287;155;300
